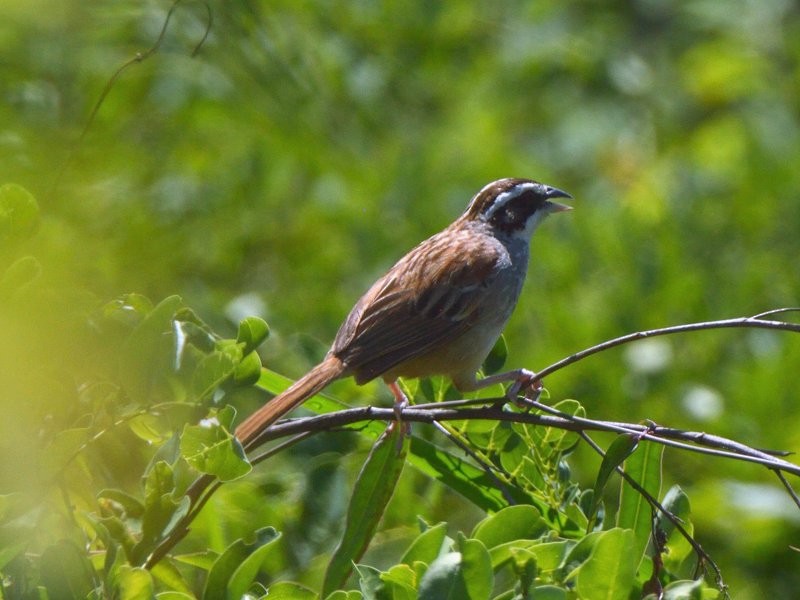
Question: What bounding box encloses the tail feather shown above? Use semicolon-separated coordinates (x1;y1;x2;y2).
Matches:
235;356;345;449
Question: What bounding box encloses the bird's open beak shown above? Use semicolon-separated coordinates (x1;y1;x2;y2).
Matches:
543;186;573;212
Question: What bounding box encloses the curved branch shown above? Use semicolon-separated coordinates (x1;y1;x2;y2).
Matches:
578;431;725;589
145;311;800;570
52;0;213;196
247;405;800;477
535;315;800;380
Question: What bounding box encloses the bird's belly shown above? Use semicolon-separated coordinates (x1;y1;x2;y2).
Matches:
381;289;515;384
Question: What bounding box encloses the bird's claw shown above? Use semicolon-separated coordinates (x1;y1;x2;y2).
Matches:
388;381;412;437
506;369;543;407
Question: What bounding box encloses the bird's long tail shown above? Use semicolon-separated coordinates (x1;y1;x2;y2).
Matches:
235;355;346;450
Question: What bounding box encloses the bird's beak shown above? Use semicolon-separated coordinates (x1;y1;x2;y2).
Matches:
543;186;573;213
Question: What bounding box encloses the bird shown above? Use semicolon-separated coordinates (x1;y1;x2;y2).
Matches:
235;178;572;449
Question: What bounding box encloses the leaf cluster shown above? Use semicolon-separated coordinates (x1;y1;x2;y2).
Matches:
0;184;730;598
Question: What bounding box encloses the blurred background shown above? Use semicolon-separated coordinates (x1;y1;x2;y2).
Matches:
2;0;799;595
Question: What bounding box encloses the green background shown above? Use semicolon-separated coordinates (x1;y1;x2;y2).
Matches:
2;1;800;596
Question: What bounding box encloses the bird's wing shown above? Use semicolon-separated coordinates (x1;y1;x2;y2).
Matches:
332;229;503;382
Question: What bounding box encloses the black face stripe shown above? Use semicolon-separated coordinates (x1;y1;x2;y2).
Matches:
463;178;571;234
483;183;549;232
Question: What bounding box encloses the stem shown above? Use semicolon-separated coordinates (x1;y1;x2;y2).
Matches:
536;316;800;380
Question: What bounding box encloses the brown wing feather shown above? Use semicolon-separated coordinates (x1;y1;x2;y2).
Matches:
331;227;504;383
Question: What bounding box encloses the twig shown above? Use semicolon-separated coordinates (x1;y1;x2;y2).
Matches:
144;430;312;569
430;420;518;505
143;311;800;570
51;0;212;196
579;432;727;594
535;315;800;381
246;405;800;476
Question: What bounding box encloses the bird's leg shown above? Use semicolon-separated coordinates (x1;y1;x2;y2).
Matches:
386;380;411;434
503;369;543;403
457;368;543;404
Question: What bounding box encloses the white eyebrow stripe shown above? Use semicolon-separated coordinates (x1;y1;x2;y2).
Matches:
483;182;537;219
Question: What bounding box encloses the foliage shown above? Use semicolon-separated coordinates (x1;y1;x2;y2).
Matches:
0;194;721;595
2;1;800;598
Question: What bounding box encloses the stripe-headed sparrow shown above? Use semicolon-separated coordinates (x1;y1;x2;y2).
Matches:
236;178;571;448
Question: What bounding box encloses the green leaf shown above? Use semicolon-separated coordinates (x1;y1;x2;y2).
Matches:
380;564;418;599
110;565;154;600
100;294;154;333
192;349;239;400
40;427;91;479
509;546;538;594
617;441;663;568
529;585;568;599
355;564;386;599
458;537;493;600
324;591;364;600
0;183;39;244
132;461;191;564
144;460;176;500
471;505;551;570
657;486;695;576
0;524;29;570
233;351;262;386
151;559;194;594
482;334;508;375
408;436;516;514
471;505;547;549
40;539;95;600
560;531;603;579
401;522;450;566
573;528;637;600
202;527;280;599
417;536;492;600
180;406;251;481
155;593;196;600
322;424;409;597
98;489;145;518
215;404;237;431
0;255;41;298
120;295;184;404
592;434;640;518
417;552;463;600
172;550;219;571
227;530;282;599
514;541;573;576
236;316;270;354
264;581;317;599
660;578;705;599
128;403;201;444
529;399;585;453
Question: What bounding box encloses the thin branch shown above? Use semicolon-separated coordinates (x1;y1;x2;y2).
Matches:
79;0;212;144
773;470;800;511
521;398;798;471
430;420;518;505
246;405;800;477
144;311;800;570
578;432;726;593
535;316;800;381
144;430;313;569
52;0;212;196
750;307;800;319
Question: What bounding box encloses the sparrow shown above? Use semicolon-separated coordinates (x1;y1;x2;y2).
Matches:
235;178;571;449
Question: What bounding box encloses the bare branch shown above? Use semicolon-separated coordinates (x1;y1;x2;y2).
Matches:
144;311;800;571
535;315;800;380
245;404;800;478
578;431;726;592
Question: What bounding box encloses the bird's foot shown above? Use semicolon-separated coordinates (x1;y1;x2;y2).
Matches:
506;369;543;407
387;380;411;436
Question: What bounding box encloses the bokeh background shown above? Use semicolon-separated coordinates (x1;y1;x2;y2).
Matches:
2;1;800;596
